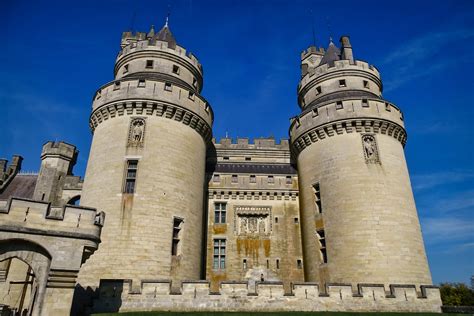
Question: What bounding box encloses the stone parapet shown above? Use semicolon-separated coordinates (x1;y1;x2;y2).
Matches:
89;99;212;142
299;59;380;92
290;98;406;156
93;280;441;313
0;197;104;244
213;138;290;150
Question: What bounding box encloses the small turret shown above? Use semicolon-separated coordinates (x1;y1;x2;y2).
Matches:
33;141;78;205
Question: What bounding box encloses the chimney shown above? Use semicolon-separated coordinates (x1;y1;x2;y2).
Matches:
340;36;354;63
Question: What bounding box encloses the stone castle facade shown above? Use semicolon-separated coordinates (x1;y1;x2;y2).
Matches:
0;21;442;315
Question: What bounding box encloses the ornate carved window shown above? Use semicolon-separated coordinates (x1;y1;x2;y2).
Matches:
127;117;146;147
361;134;380;164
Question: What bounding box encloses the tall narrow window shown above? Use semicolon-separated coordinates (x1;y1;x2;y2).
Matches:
231;175;238;183
317;229;327;263
363;80;369;89
297;259;303;269
286;176;292;184
213;174;220;183
192;78;197;88
213;239;226;270
268;175;274;184
243;259;247;270
276;259;280;269
250;175;256;183
172;217;184;256
214;202;226;224
313;183;322;213
124;160;138;193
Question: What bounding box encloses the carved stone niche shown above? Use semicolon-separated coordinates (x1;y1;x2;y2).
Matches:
128;117;146;147
234;206;272;236
361;134;380;164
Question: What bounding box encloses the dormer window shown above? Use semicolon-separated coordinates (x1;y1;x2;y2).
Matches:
146;60;153;69
339;79;346;87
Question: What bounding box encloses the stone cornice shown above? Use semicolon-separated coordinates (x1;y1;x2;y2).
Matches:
290;117;407;157
89;100;213;142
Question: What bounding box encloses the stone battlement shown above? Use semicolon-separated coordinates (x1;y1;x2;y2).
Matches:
118;32;201;72
0;197;104;242
300;45;326;60
93;280;441;313
290;97;405;141
298;59;380;92
40;141;77;161
213;138;290;150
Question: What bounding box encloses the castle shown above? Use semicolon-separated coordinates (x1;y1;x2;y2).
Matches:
0;20;442;315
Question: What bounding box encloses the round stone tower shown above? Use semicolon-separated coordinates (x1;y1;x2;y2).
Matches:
78;20;213;287
290;36;432;287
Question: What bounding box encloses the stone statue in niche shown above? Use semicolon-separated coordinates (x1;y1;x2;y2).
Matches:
128;117;146;147
362;134;380;164
240;217;248;234
258;218;266;235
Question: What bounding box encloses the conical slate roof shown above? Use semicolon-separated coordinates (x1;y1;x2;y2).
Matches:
155;18;177;49
319;39;341;66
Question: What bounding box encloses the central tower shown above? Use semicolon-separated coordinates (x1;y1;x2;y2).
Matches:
78;20;213;287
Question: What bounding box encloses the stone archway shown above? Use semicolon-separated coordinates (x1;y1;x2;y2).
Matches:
0;239;52;316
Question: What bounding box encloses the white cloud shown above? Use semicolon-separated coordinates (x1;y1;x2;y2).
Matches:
421;216;474;244
412;171;474;191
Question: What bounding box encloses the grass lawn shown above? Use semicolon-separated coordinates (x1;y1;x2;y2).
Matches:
92;312;463;316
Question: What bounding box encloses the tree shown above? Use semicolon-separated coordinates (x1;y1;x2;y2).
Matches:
440;283;474;306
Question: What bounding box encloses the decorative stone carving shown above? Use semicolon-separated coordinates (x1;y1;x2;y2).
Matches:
234;206;272;236
128;117;146;147
361;134;380;164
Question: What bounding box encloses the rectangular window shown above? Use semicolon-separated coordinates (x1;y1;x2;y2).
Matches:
124;160;138;193
213;174;220;183
313;183;322;213
312;108;319;117
172;217;183;256
268;175;274;184
245;157;251;161
297;259;303;269
339;79;346;87
114;81;121;90
243;259;247;270
214;202;226;224
317;229;327;263
223;156;229;160
385;102;391;111
275;217;279;223
276;259;280;269
250;175;256;183
188;91;195;100
363;80;369;88
138;79;146;87
231;175;238;183
123;64;129;74
172;65;180;74
316;86;322;94
286;176;292;184
362;99;369;107
213;239;226;270
336;101;343;110
164;82;172;91
146;60;154;68
193;78;197;88
294;217;299;224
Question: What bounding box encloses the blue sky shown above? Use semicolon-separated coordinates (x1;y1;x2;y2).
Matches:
2;0;473;285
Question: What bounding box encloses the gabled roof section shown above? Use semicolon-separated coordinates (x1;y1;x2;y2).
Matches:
319;39;341;66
